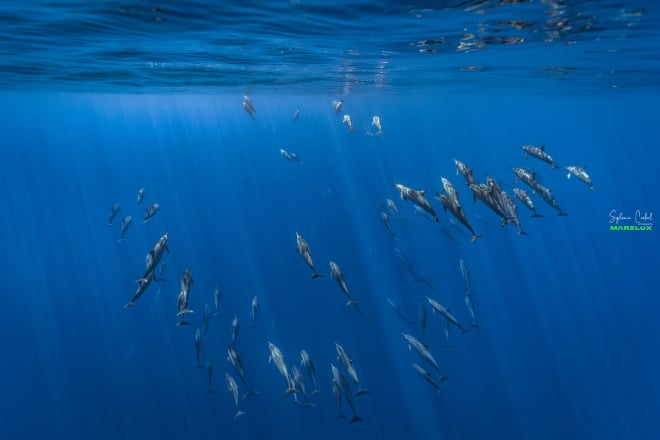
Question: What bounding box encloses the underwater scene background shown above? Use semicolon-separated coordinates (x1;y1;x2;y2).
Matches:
0;1;659;439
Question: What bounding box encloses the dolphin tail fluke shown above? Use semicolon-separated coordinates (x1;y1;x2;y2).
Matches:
590;186;595;191
558;212;568;217
117;238;126;244
434;216;439;222
250;323;257;328
349;416;363;424
470;234;483;242
207;389;215;394
552;164;560;169
304;403;317;409
233;410;246;421
310;273;324;280
531;213;544;218
355;388;370;396
212;312;221;317
312;389;322;396
471;324;480;328
338;413;346;419
284;387;297;397
346;299;359;307
176;320;190;327
176;309;195;316
124;302;135;309
519;230;528;236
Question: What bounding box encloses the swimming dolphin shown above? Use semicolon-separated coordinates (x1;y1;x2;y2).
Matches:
565;165;594;190
144;233;169;279
300;349;321;395
137;187;146;205
402;333;441;373
437;193;482;242
427;297;467;333
331;364;362;423
295;232;323;279
124;270;155;308
268;341;296;396
372;115;383;135
108;203;121;226
329;261;360;310
335;342;369;396
193;328;203;368
231;315;240;347
513;187;544;217
118;215;132;242
143;203;159;223
176;268;194;326
228;345;248;384
394;182;438;222
521;145;560;168
454;159;476;186
225;373;247;420
250;296;258;328
242;95;255;120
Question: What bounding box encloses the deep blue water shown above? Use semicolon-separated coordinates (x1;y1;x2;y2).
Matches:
1;1;659;440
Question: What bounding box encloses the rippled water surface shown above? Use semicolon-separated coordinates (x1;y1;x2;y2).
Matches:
1;0;658;92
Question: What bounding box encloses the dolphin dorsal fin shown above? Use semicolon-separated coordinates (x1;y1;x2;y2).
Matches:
540;145;545;151
420;189;426;196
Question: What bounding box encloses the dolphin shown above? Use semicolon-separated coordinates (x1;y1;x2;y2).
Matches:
242;95;255;120
213;286;222;316
228;345;248;384
454;159;476;186
300;349;321;395
427;297;467;333
205;357;214;393
437;193;482;242
124;270;155;308
565;165;594;191
513;187;544;217
295;232;323;279
202;304;210;336
144;233;169;279
335;342;369;396
412;363;447;392
402;333;442;373
394;182;438;221
225;373;247;420
176;268;194;326
250;296;258;328
329;261;360;311
118;215;132;242
143;203;159;223
108;203;121;226
137;187;146;205
231;315;240;347
521;145;560;169
193;328;203;368
331;364;362;423
268;341;296;396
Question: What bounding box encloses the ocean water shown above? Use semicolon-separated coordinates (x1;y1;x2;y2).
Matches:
1;1;659;439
